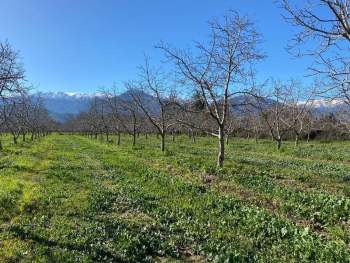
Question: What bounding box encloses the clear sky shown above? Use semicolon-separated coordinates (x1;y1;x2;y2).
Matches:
0;0;312;93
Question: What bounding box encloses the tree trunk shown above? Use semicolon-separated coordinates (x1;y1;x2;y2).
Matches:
295;134;299;147
277;138;282;150
117;132;121;146
307;132;310;143
13;136;17;145
133;129;136;147
132;119;137;146
160;133;165;152
226;134;229;145
192;131;196;143
0;139;2;151
217;126;225;167
172;132;175;142
23;133;26;142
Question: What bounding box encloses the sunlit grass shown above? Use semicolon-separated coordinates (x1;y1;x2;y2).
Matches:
1;133;350;261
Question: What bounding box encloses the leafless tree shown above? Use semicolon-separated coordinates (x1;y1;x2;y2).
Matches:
287;82;316;146
281;0;350;104
0;93;54;145
102;86;142;147
126;58;177;152
157;11;264;166
0;41;25;99
254;80;294;150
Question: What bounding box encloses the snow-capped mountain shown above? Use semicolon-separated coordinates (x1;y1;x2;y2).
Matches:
31;90;157;123
32;92;95;122
308;99;348;114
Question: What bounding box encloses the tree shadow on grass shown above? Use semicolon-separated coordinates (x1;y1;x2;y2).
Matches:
8;225;127;263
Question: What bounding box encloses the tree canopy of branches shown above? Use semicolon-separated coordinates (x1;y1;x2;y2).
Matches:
254;79;314;149
282;0;350;104
126;58;177;152
157;10;264;166
0;41;55;149
0;41;25;99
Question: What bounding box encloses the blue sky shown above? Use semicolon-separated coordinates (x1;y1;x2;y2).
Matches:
0;0;312;93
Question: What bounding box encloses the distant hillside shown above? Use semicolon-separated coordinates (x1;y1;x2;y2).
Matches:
30;92;93;122
30;91;348;123
30;90;158;123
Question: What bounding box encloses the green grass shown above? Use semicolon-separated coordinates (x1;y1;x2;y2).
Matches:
1;134;350;262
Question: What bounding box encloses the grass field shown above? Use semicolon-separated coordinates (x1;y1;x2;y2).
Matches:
1;134;350;262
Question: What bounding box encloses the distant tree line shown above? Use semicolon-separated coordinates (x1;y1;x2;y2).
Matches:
0;41;57;149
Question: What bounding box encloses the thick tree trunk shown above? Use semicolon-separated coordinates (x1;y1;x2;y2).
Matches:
277;139;282;150
217;126;225;167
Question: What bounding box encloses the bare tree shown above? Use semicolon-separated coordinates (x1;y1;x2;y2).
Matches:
281;0;350;104
0;41;26;149
126;58;177;152
157;11;264;166
102;86;141;146
287;82;316;146
0;41;25;99
254;80;295;150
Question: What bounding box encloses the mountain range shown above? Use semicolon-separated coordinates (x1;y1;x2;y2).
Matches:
31;91;348;123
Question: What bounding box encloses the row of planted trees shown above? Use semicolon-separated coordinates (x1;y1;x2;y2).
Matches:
65;1;350;167
4;1;350;168
0;41;56;150
65;75;349;167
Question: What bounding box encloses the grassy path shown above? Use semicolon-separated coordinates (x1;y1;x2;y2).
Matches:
1;134;350;262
